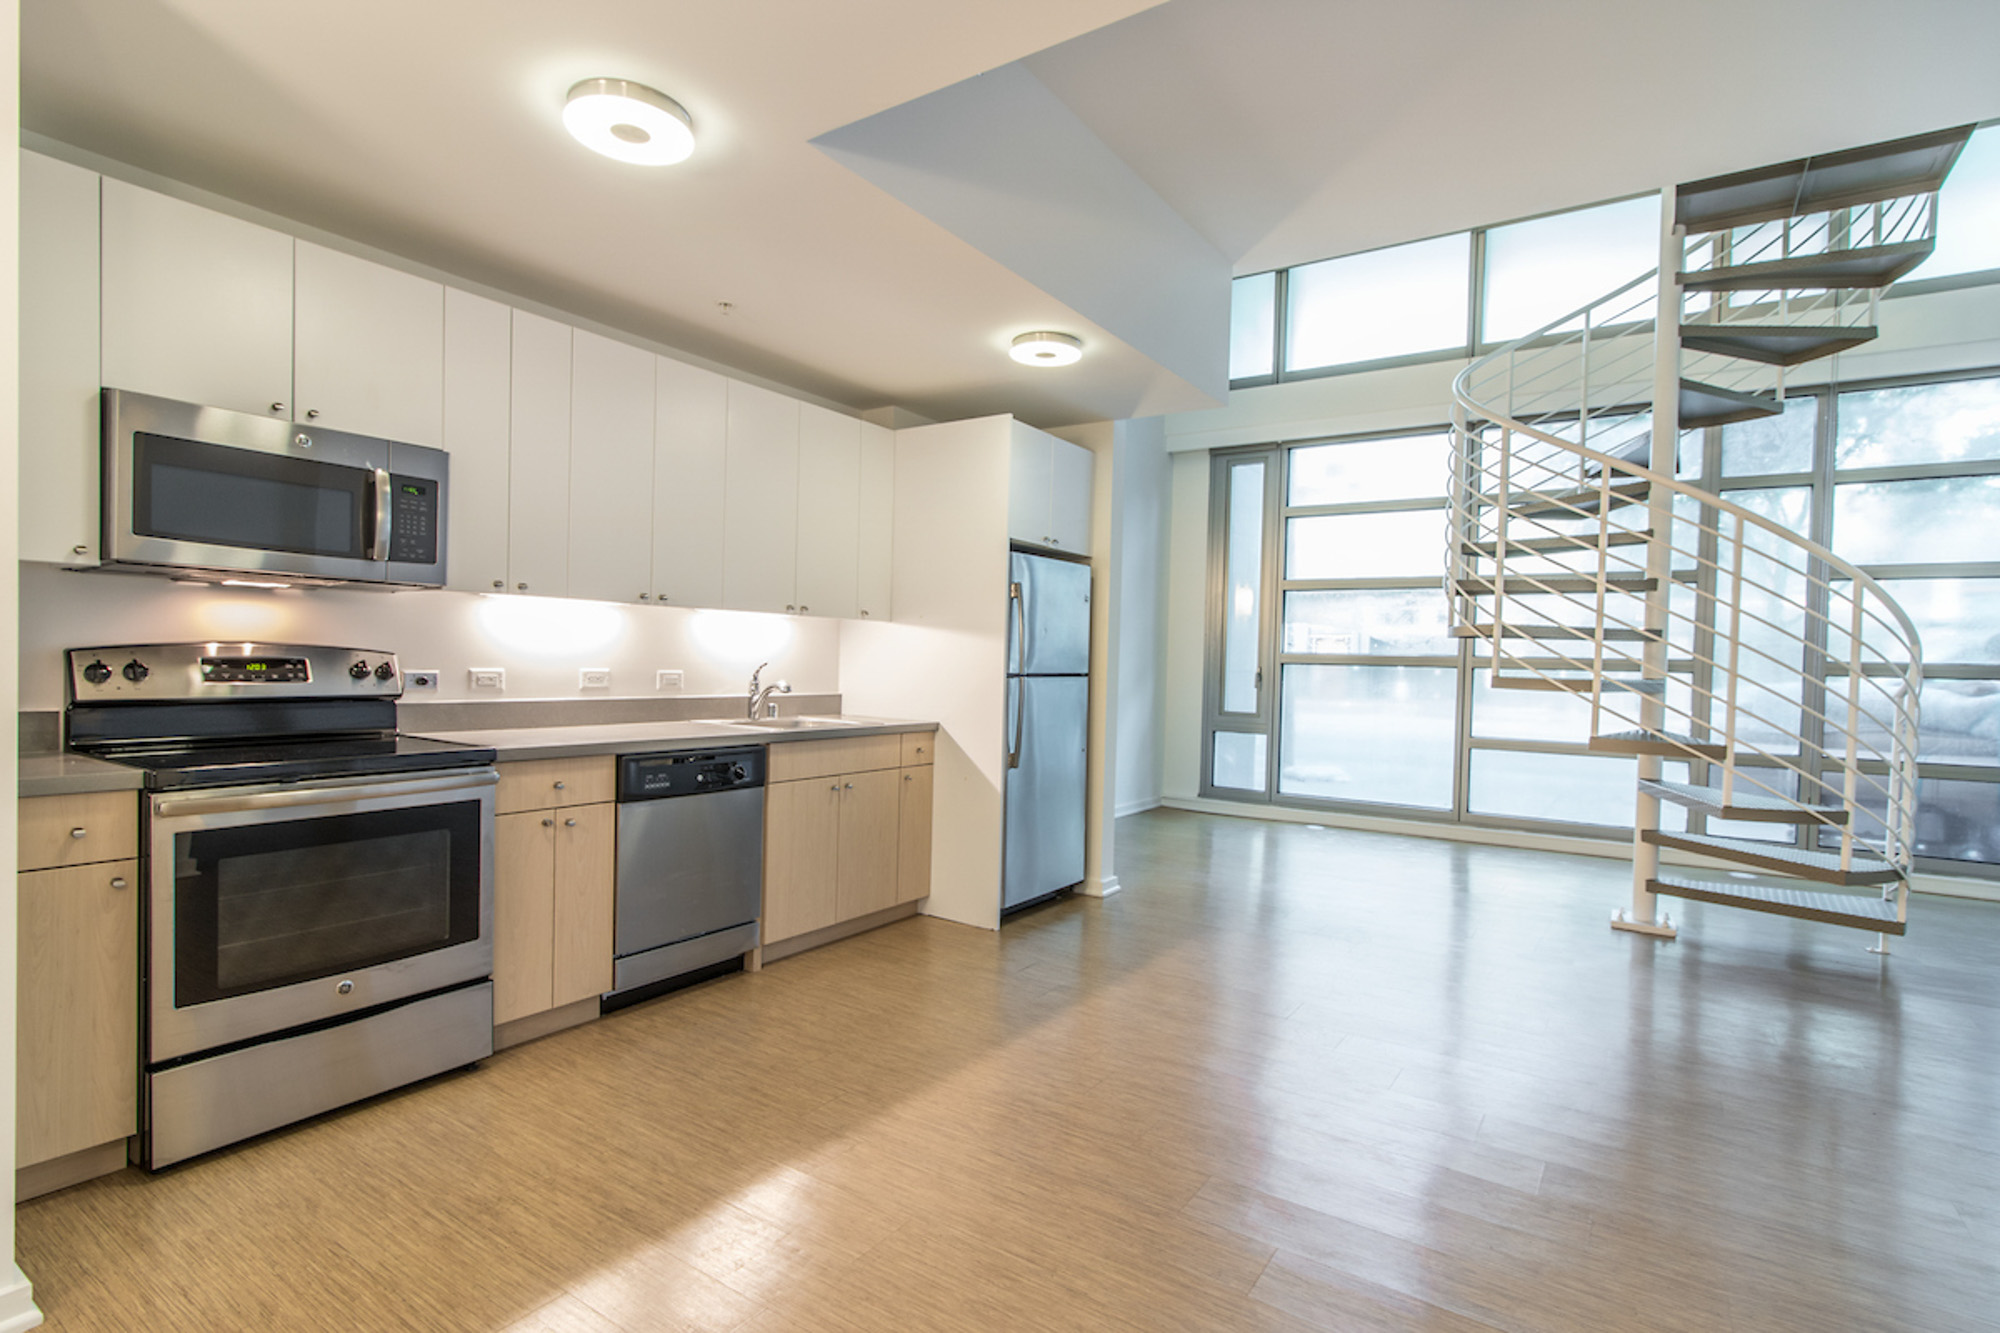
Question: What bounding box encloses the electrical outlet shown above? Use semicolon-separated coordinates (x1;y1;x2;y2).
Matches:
579;667;612;689
656;669;685;692
469;667;506;691
405;669;441;690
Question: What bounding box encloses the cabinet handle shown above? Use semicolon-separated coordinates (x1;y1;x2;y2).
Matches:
799;605;810;614
517;582;529;591
639;593;651;600
493;580;505;589
306;408;320;419
270;401;285;414
844;782;854;790
110;877;128;890
72;544;88;556
860;609;870;618
70;827;87;839
565;817;577;827
786;605;797;613
553;781;566;790
830;784;840;793
904;774;912;782
542;818;555;828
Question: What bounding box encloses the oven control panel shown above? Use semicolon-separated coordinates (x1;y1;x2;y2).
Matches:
67;643;403;702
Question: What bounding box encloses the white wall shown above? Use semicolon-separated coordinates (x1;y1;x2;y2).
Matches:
17;566;839;714
1162;450;1209;802
1112;418;1169;816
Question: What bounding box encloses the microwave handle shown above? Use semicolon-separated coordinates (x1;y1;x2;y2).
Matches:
370;467;391;561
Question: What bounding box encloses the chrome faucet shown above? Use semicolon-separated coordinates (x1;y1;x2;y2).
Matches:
747;661;791;719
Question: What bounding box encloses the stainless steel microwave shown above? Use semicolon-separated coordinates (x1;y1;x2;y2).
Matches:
101;388;449;587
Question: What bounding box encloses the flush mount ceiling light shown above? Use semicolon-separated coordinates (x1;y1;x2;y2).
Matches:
563;78;695;166
1010;331;1083;367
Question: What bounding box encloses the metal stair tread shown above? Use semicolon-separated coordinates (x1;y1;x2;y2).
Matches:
1461;529;1653;555
1674;125;1973;233
1679;378;1783;429
1678;240;1934;293
1680;323;1880;367
1454;624;1653;641
1638;777;1849;825
1649;873;1905;934
1454;575;1659;594
1492;675;1667;696
1589;729;1727;761
1642;829;1900;885
1499;480;1651;519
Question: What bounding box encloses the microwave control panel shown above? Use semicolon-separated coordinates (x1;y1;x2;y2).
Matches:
387;475;439;565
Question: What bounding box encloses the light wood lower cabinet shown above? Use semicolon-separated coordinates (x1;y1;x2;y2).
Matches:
17;858;139;1169
492;767;615;1027
763;736;935;947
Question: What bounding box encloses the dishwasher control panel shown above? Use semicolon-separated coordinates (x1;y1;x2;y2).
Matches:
618;747;766;800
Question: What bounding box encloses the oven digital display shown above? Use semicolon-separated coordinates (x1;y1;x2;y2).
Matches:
202;656;311;683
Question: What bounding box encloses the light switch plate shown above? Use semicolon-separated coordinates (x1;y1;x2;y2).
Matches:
579;667;612;690
405;669;440;690
469;667;505;691
656;669;685;691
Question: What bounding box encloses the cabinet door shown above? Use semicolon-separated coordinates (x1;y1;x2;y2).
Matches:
722;380;801;613
567;330;656;605
1007;430;1053;547
552;804;616;1008
652;357;728;609
835;768;902;922
493;812;556;1024
17;860;139;1167
857;421;894;620
20;151;102;567
443;289;514;593
897;766;933;904
795;404;861;619
762;777;840;943
507;311;572;596
1048;438;1096;553
292;240;445;445
101;177;294;418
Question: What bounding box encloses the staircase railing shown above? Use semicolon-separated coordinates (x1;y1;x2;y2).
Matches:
1447;273;1923;881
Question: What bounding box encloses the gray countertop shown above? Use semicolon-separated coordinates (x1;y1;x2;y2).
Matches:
19;751;148;798
409;716;937;763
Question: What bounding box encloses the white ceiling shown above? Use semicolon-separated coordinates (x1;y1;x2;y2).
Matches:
24;1;2000;429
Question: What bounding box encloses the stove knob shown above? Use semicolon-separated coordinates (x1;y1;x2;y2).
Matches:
731;764;747;782
82;660;113;686
121;660;150;684
374;662;396;681
349;660;371;680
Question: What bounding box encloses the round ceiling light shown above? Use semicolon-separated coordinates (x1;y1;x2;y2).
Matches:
1009;331;1083;367
563;78;694;166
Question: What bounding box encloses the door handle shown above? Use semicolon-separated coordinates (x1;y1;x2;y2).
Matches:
1010;580;1026;676
370;467;392;561
1008;675;1025;770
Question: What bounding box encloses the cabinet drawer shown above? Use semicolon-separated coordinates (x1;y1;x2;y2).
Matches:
766;734;903;783
899;731;935;767
18;791;140;871
495;757;616;814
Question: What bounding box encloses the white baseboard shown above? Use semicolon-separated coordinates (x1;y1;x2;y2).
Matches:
1077;875;1123;898
1115;797;1163;818
0;1265;43;1332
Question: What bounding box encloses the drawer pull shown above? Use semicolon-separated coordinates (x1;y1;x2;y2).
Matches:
70;827;87;839
553;781;566;790
844;782;854;790
542;818;555;828
904;774;912;782
565;817;577;827
110;877;128;890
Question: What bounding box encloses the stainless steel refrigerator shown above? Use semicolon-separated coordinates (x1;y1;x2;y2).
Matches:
1004;549;1091;912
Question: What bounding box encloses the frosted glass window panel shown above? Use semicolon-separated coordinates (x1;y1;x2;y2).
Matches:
1481;195;1661;343
1211;731;1268;791
1833;377;2000;469
1831;476;2000;566
1827;678;1998;768
1221;460;1267;714
1468;750;1678;828
1286;508;1444;579
1289;433;1449;506
1820;774;2000;866
1286;233;1471;371
1909;126;2000;281
1721;396;1817;476
1230;273;1277;381
1282;589;1454;657
1277;665;1456;808
1833;578;2000;665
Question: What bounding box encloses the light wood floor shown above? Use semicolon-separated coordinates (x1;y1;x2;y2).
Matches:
19;809;2000;1331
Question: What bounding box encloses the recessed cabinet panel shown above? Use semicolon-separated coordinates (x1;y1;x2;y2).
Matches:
723;381;801;613
897;765;934;903
443;289;514;593
857;421;895;620
651;358;728;609
493;812;557;1025
20;151;102;566
552;804;616;1007
101;177;294;418
796;404;862;619
567;330;657;605
1049;438;1096;553
293;241;445;446
835;768;901;921
1008;430;1053;548
763;778;840;943
508;311;572;597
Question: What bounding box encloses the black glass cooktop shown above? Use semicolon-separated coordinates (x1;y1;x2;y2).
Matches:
88;734;497;791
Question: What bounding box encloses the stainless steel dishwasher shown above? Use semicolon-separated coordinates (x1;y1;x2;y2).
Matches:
608;746;765;1006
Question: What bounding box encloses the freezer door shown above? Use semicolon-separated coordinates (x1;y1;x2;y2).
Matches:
1004;674;1089;910
1008;550;1091;677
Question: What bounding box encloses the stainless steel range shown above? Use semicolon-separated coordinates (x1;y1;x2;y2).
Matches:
66;642;499;1168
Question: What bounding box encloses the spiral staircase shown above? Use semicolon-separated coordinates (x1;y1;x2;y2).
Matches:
1447;126;1975;949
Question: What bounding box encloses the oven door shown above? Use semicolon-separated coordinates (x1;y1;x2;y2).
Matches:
146;768;496;1063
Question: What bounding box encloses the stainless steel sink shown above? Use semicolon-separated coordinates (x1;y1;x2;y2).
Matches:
737;715;863;730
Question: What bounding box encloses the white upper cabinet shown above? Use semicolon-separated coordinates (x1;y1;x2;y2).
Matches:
651;358;728;610
507;311;572;597
567;330;657;605
856;421;894;620
795;404;862;620
100;178;294;419
1049;436;1096;553
722;381;801;614
292;241;444;446
20;151;103;567
443;289;514;594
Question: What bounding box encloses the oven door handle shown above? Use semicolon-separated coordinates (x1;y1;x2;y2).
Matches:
369;466;393;562
153;768;497;818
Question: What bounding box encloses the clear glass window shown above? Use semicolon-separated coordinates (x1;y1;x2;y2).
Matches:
1286;508;1443;579
1211;732;1268;791
1833;377;2000;470
1288;433;1449;507
1481;195;1660;344
1836;578;2000;665
1721;396;1817;476
1278;665;1457;808
1220;460;1266;714
1285;233;1471;371
1470;750;1647;827
1282;589;1454;657
1831;475;2000;566
1909;126;2000;282
1229;273;1278;381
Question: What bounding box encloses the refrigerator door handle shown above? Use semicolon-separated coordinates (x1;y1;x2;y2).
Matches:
1008;673;1025;770
1009;580;1026;676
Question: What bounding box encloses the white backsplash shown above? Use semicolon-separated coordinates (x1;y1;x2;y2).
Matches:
17;563;840;712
